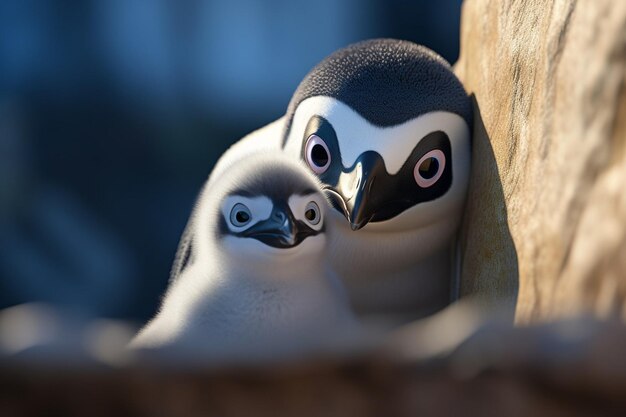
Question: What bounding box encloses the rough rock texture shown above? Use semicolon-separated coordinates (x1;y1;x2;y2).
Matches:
455;0;626;323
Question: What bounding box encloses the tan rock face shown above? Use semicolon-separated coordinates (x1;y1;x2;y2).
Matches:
455;0;626;323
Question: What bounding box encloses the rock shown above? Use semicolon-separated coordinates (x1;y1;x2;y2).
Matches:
455;0;626;323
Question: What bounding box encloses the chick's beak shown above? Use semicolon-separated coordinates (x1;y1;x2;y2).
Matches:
243;204;317;248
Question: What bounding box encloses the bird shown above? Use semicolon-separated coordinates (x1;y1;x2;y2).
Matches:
130;153;357;361
177;39;473;323
281;39;473;320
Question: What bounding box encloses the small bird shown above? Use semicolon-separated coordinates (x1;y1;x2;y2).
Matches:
131;154;356;360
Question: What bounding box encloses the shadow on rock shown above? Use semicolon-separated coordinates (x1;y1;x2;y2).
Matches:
457;95;519;320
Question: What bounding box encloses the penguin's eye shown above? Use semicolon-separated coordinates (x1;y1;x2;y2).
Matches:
414;150;446;188
304;201;321;225
230;203;252;227
305;134;331;174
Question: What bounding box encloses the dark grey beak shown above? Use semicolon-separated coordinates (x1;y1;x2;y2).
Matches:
332;152;388;231
242;204;317;248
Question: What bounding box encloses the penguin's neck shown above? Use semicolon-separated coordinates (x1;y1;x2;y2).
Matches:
176;252;346;326
341;243;453;322
329;217;459;322
226;251;326;282
230;256;344;309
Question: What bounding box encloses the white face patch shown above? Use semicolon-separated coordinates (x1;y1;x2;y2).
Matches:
284;96;469;175
221;195;273;233
288;193;326;232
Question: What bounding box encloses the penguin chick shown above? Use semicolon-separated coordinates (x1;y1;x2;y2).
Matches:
130;154;356;361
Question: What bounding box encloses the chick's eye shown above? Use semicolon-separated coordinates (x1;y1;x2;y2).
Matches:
414;150;445;188
230;203;252;227
304;201;321;225
305;134;331;174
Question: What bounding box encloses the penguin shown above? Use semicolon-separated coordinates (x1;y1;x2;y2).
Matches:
131;153;356;360
175;39;472;322
281;39;473;320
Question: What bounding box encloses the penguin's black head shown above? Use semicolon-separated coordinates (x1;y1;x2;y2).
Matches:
282;39;472;231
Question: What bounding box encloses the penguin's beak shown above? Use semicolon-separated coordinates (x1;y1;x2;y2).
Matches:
243;204;317;249
332;152;388;231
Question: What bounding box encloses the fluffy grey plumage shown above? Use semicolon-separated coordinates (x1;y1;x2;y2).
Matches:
131;154;357;361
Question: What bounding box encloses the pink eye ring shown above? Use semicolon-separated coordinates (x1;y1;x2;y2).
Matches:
305;134;331;174
414;149;445;188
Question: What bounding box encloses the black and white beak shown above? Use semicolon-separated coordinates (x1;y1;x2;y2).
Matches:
328;152;410;231
242;203;318;248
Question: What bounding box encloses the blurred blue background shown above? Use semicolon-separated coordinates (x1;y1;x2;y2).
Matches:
0;0;463;321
